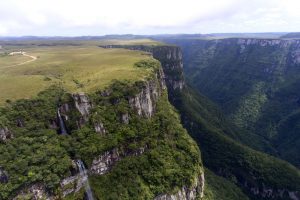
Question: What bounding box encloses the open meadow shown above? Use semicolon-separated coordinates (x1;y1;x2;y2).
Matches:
0;39;159;105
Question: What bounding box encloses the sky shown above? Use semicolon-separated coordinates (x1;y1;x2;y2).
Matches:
0;0;299;36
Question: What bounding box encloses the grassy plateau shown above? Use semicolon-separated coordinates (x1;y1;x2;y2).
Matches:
0;39;161;105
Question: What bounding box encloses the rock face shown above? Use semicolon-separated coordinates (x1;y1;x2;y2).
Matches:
101;45;182;92
128;67;166;118
100;45;205;199
154;174;204;200
58;68;166;197
72;93;92;122
90;146;147;175
152;46;185;92
129;80;158;118
0;167;8;183
60;174;87;197
13;183;53;200
243;181;300;200
94;121;106;135
0;127;12;141
120;112;129;124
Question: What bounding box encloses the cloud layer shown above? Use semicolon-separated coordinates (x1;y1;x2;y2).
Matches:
0;0;299;36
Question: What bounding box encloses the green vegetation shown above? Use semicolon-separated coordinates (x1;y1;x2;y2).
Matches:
0;43;155;106
0;56;202;199
203;169;249;200
231;82;267;130
0;87;73;199
88;91;201;199
171;38;300;167
172;85;300;199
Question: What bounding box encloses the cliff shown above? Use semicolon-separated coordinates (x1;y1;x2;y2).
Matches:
100;45;185;93
105;41;300;200
156;38;300;200
161;38;300;163
0;51;203;200
59;61;204;200
99;45;206;200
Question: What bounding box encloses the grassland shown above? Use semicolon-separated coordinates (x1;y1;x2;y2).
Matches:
0;40;158;105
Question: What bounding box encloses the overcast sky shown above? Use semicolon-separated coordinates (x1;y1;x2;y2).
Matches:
0;0;299;36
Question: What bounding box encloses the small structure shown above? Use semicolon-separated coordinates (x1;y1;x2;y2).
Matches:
9;49;25;56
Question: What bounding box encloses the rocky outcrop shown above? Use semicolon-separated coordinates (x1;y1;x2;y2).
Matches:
94;121;106;135
154;173;204;200
152;46;185;92
128;68;166;118
90;146;147;175
0;167;8;183
60;146;148;197
13;183;53;200
55;148;143;196
60;174;86;197
235;38;300;65
129;81;155;118
236;38;300;48
72;93;92;122
101;45;182;92
0;127;13;141
16;119;24;127
120;112;129;124
244;181;300;200
59;160;90;197
90;148;120;175
100;45;205;199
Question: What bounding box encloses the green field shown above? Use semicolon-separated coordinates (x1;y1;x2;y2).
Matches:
0;41;157;105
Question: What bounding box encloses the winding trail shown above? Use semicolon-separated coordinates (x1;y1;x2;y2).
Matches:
2;52;37;68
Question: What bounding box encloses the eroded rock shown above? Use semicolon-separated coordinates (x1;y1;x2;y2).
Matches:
128;79;163;118
94;122;106;135
120;112;129;124
72;93;92;121
90;146;147;175
0;127;13;141
60;174;87;197
0;167;8;183
13;183;53;200
154;173;205;200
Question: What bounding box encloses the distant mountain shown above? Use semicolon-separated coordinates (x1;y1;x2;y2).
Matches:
281;32;300;39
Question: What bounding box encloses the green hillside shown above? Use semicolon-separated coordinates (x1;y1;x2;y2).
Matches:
0;40;203;199
164;38;300;167
203;169;249;200
173;85;300;199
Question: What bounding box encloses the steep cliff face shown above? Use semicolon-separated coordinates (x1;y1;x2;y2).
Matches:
154;38;300;200
154;174;204;200
13;184;52;200
100;44;206;200
100;45;184;93
89;146;147;175
60;65;203;199
72;93;92;122
128;79;160;118
163;38;300;167
0;45;204;200
152;46;185;92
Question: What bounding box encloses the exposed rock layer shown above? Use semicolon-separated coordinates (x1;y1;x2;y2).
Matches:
154;174;204;200
0;127;13;141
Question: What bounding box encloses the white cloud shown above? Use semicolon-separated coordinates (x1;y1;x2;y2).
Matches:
0;0;299;36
